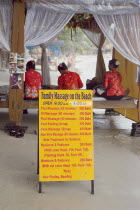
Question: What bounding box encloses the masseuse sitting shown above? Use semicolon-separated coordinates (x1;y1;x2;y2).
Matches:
58;62;83;90
93;59;129;100
24;60;42;100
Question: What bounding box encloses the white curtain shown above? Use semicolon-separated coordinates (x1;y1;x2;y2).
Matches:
0;0;13;51
25;5;73;47
40;45;51;86
83;27;106;83
94;12;140;84
1;0;140;50
25;5;73;86
25;2;140;85
26;1;140;14
1;0;140;83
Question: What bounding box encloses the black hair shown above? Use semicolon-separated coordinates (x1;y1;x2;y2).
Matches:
26;60;35;70
58;62;68;72
109;59;120;69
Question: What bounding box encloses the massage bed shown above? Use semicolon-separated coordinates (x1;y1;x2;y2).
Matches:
0;95;138;109
93;96;138;109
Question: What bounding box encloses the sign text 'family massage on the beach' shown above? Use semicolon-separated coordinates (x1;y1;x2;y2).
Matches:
39;90;94;182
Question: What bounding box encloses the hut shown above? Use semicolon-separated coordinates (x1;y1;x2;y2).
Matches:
0;0;140;135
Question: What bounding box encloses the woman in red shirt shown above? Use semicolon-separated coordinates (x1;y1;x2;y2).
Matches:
24;60;42;99
94;59;129;100
58;63;83;90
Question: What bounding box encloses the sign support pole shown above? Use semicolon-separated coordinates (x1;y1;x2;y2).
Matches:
91;180;94;194
37;132;39;174
39;182;42;193
37;109;39;175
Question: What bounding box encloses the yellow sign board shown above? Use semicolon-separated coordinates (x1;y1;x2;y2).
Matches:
39;90;94;182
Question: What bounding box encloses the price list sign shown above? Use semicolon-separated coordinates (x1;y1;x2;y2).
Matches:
39;90;94;182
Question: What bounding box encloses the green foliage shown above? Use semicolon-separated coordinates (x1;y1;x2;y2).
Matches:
58;28;95;55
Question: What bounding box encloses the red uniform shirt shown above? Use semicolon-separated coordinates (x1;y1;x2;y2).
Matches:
25;69;42;98
104;69;124;96
58;71;83;90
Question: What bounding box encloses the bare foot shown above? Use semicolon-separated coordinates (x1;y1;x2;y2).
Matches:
92;89;96;96
124;88;130;96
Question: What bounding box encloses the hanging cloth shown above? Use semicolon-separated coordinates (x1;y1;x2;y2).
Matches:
83;26;106;83
25;5;73;85
0;0;13;51
94;12;140;84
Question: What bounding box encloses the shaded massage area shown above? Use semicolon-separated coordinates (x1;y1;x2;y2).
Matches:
0;0;140;136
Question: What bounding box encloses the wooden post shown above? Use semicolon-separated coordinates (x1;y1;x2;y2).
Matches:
10;0;25;124
9;74;24;126
11;0;25;54
138;86;140;123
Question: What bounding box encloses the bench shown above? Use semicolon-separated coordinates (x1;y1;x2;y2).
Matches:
0;96;138;110
0;94;8;108
23;96;138;109
0;94;138;126
93;96;138;109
